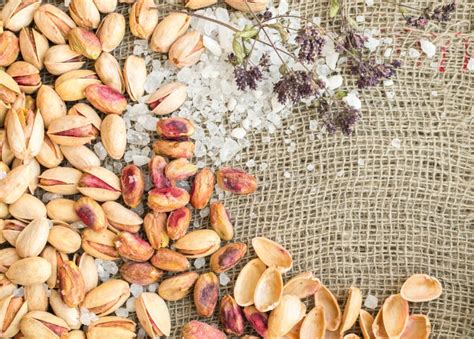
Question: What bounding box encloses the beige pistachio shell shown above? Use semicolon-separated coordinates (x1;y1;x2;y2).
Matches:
254;266;283;312
38;167;82;195
225;0;269;12
54;69;100;101
87;316;136;339
343;335;360;339
0;69;21;98
93;0;118;13
186;0;217;9
234;258;266;306
69;0;101;29
150;13;191;53
0;273;17;299
49;289;81;330
0;247;20;272
2;220;25;247
0;294;28;337
19;27;49;70
44;44;84;75
158;272;199;301
47;115;97;147
0;203;8;219
60;145;101;171
400;274;442;303
123;55;147;101
2;0;41;32
102;201;143;229
174;229;221;258
136;292;171;338
0;162;32;204
68;103;102;130
15;217;50;258
41;245;68;289
36;135;64;168
78;166;121;201
283;272;321;299
6;256;52;286
359;309;375;339
314;285;342;332
48;223;81;254
268;294;306;337
6;61;42;93
74;252;98;292
20;310;70;338
382;294;409;339
9;193;46;221
339;287;363;333
66;330;86;339
300;306;326;339
36;85;67;128
372;307;388;339
81;228;118;260
34;5;76;45
168;31;204;68
325;330;343;339
95;52;124;93
82;279;130;316
400;314;431;339
100;114;126;160
252;236;293;273
46;199;80;223
26;157;41;195
130;0;159;40
25;283;49;312
97;13;125;52
147;82;187;115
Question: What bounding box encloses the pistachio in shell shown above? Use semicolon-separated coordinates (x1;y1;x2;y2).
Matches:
8;193;46;221
135;292;171;337
36;85;67;128
54;69;100;101
34;5;76;45
60;145;101;171
15;217;50;258
19;310;70;338
96;13;125;52
19;27;49;70
158;272;199;301
84;83;127;115
123;55;146;101
130;0;159;40
44;44;84;76
87;316;136;339
6;256;52;286
100;114;126;160
77;166;121;202
82;279;130;316
46;199;80;224
252;236;293;273
94;52;124;93
174;229;221;258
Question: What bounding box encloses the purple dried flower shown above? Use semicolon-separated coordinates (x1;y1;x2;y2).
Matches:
234;65;263;91
344;32;368;50
258;10;273;21
405;15;429;28
430;2;456;22
296;24;325;63
273;70;318;104
319;99;361;135
351;59;401;89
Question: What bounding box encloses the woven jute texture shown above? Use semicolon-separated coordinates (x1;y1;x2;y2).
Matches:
26;0;474;337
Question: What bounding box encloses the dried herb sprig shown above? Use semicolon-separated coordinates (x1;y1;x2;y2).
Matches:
402;1;457;28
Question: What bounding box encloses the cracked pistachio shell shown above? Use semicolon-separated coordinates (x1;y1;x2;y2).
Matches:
48;223;81;254
401;314;431;339
283;272;321;299
0;273;16;299
168;31;205;68
340;287;363;333
93;0;118;13
44;45;84;76
373;307;388;339
102;201;143;233
400;274;442;303
136;292;171;337
81;228;119;260
97;13;125;52
101;114;126;160
234;258;267;307
174;229;221;258
36;135;64;169
49;289;81;330
225;0;269;12
314;285;342;332
54;69;100;101
68;103;101;130
68;27;102;60
7;60;42;93
0;247;20;272
0;70;21;106
0;30;20;67
6;256;52;286
37;85;67;128
2;0;41;32
41;245;68;289
82;279;130;316
268;294;306;337
124;55;146;101
34;5;76;44
382;294;409;339
47;115;98;146
20;311;70;338
2;219;25;247
0;162;32;204
147;81;187;115
254;267;283;312
25;283;48;312
78;166;121;201
158;272;199;301
252;237;293;273
60;145;100;171
38;167;82;195
8;193;46;222
19;28;49;70
95;52;124;93
74;252;98;293
300;306;325;339
359;309;375;339
87;316;136;339
0;294;28;337
69;0;101;29
185;0;217;9
15;217;50;258
129;0;158;40
150;13;191;53
46;199;79;224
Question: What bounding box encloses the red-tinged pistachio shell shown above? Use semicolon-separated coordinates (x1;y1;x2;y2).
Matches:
165;158;198;183
19;27;49;70
143;211;169;250
174;229;221;258
67;103;101;130
193;272;219;317
314;285;342;332
210;201;233;240
74;196;107;232
372;307;388;339
283;272;321;299
151;248;190;272
401;314;431;339
254;267;283;312
19;311;70;338
67;27;101;60
2;0;41;32
400;274;442;303
87;316;135;339
216;167;257;195
102;201;143;233
77;166;121;202
36;85;66;128
234;258;266;307
382;294;409;339
38;166;82;195
135;293;171;337
210;242;247;273
220;295;245;336
69;0;101;29
81;228;119;260
85;84;127;115
150;13;191;53
34;5;76;45
340;287;363;333
252;236;293;273
58;261;85;307
168;31;205;68
190;167;214;209
129;0;158;40
182;320;227;339
120;262;163;286
147;187;190;213
158;271;199;301
153;139;195;159
185;0;217;10
120;164;145;208
166;207;191;240
115;232;154;262
359;309;375;339
225;0;268;12
44;45;84;76
47;116;98;146
147;82;187;115
156;117;194;139
96;13;125;53
82;279;130;316
0;31;20;67
149;155;171;189
243;306;268;337
54;70;100;101
268;294;306;337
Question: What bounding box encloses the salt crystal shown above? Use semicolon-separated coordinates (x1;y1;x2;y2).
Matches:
384;48;393;58
325;75;343;90
132;155;150;167
126;297;136;312
358;159;366;166
364;294;378;309
278;0;289;14
246;159;256;168
203;36;222;56
307;164;315;171
130;284;144;297
336;170;345;177
199;208;210;218
93;142;107;160
283;171;291;178
325;52;339;70
343;91;362;110
13;287;24;297
356;15;365;22
309;120;318;131
194;257;206;269
420;39;436;58
431;91;438;97
71;221;86;229
386;91;396;100
408;48;420;59
383;79;394;87
127;129;150;146
64;0;71;6
42;192;62;203
231;128;246;139
147;283;158;293
391;138;401;149
219;138;240;162
467;58;474;71
364;37;380;52
219;272;231;286
137;328;147;339
115;308;129;318
144;71;163;94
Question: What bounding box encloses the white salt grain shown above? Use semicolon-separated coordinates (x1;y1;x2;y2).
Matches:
231;128;246;139
13;287;24;297
93;142;107;160
364;294;378;309
130;284;144;297
203;36;222;56
356;15;365;23
391;138;401;149
219;272;231;286
194;257;206;269
408;48;421;59
115;308;129;318
283;171;291;178
147;283;158;293
126;297;136;312
467;58;474;71
420;39;436;58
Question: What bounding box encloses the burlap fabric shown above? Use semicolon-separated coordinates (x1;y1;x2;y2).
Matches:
28;0;474;337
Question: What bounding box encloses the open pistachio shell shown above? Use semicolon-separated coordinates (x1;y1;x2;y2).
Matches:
400;274;442;303
94;52;124;93
314;285;341;331
0;294;28;337
2;0;41;32
372;307;388;339
37;85;67;128
38;167;82;195
100;114;126;160
46;199;80;223
268;294;306;337
47;115;98;147
283;272;321;299
135;292;171;338
382;294;409;339
174;229;221;258
102;201;143;233
87;316;135;339
339;287;363;333
20;310;70;338
254;266;283;312
77;166;121;202
9;193;46;221
252;237;293;273
49;289;81;330
300;306;325;339
82;279;130;316
15;217;50;258
54;69;100;101
359;310;375;339
68;103;101;130
123;55;146;102
400;314;431;339
234;258;266;307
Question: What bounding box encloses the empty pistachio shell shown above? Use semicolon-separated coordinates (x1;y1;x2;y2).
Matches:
38;167;82;195
96;13;125;52
48;223;81;254
24;283;48;312
87;316;136;339
0;294;28;337
300;306;325;339
49;289;81;330
372;307;388;339
314;285;342;332
169;31;205;68
77;166;121;202
46;199;80;223
382;294;409;339
252;237;293;273
359;310;375;339
19;27;49;70
283;272;321;299
9;193;46;221
69;0;101;29
400;314;431;339
82;279;130;316
34;5;76;45
225;0;269;12
147;82;187;115
158;271;199;301
60;145;101;171
130;0;159;40
268;294;306;337
150;13;191;53
55;69;100;101
123;55;146;101
400;274;442;302
16;217;50;258
339;287;363;333
174;229;221;258
101;114;126;159
6;256;52;286
44;44;84;76
234;258;266;307
36;85;67;128
20;310;70;338
135;292;171;337
95;52;124;93
2;0;41;32
254;267;283;312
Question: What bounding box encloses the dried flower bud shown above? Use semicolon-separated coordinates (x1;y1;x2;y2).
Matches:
120;164;145;208
167;207;191;240
169;31;205;68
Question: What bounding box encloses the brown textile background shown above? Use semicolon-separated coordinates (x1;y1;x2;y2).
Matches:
34;0;474;337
